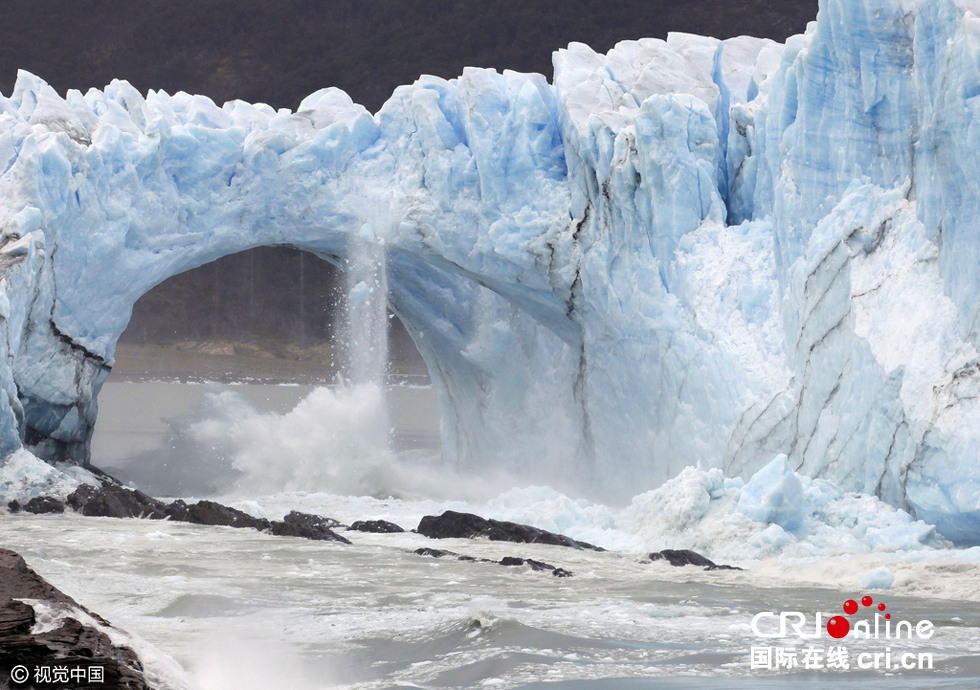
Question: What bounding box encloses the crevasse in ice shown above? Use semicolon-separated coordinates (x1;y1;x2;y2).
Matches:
1;0;980;541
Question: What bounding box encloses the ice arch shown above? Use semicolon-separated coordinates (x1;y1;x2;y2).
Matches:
6;0;980;537
0;69;595;493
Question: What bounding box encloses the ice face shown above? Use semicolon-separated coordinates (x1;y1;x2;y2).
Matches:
2;0;980;540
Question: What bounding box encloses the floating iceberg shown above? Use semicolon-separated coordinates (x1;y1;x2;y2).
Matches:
1;0;980;541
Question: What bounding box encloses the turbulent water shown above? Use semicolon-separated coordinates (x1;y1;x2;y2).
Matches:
4;506;980;689
2;380;979;689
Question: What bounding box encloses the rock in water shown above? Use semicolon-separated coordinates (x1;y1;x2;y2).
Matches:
498;556;573;577
414;547;461;559
416;511;603;550
648;549;715;567
647;549;742;571
282;510;344;530
21;495;65;514
414;548;572;576
349;519;405;533
0;549;152;688
164;500;271;530
18;483;353;545
67;484;167;519
270;511;351;543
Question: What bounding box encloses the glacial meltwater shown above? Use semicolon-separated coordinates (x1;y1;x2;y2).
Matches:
1;380;980;689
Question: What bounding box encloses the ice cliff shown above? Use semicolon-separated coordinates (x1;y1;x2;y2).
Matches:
2;0;980;541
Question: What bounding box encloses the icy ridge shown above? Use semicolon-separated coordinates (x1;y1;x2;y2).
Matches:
1;0;980;540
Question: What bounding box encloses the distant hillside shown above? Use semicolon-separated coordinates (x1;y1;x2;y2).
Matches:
0;0;818;366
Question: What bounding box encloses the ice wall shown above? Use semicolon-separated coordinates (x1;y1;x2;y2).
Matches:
2;0;980;540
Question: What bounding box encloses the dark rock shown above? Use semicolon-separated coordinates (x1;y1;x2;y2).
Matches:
62;482;355;545
417;510;603;551
282;510;344;530
349;519;405;533
414;547;460;558
6;500;21;513
499;556;573;577
269;519;351;544
499;556;527;567
164;500;271;530
414;549;572;576
22;471;362;547
0;548;151;689
414;546;493;564
648;549;715;567
22;495;66;514
67;483;167;519
647;549;742;571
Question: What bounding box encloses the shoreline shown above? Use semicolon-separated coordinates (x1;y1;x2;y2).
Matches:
109;342;430;387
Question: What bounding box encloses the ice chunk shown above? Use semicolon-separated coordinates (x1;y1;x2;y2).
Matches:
858;566;895;590
358;223;376;243
866;523;938;552
0;448;97;504
737;455;805;531
619;464;948;561
348;281;371;304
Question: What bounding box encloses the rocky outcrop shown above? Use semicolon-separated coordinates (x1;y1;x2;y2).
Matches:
349;519;405;533
498;556;572;577
8;496;66;515
7;476;356;546
269;511;351;543
413;547;572;577
0;549;151;689
646;549;742;571
416;511;602;551
163;500;271;530
67;484;167;519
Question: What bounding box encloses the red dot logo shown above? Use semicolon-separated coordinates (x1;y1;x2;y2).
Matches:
878;603;886;612
843;599;858;615
862;596;873;607
827;615;850;639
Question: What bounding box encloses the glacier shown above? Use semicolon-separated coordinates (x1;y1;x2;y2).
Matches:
2;0;980;541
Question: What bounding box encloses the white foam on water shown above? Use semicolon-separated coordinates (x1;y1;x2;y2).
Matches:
186;628;331;690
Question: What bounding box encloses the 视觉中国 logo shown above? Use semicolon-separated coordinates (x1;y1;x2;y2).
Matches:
749;595;935;672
